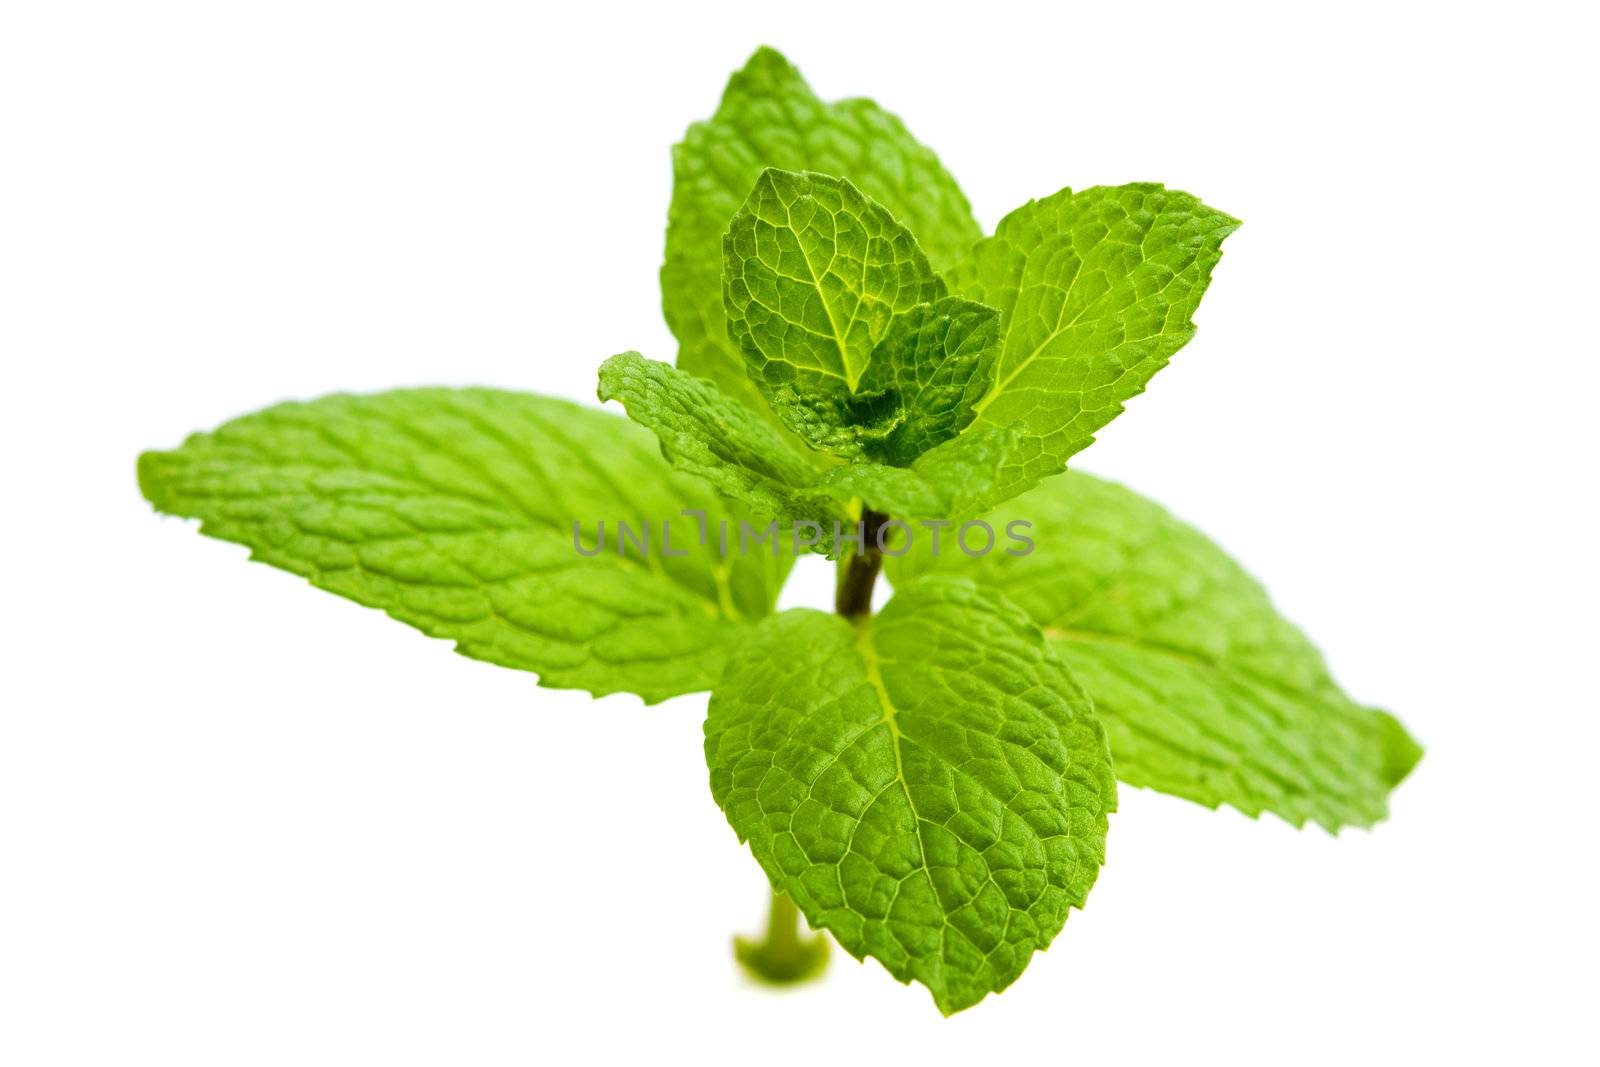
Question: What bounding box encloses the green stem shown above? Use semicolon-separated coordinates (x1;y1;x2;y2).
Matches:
734;889;829;985
765;893;803;955
835;508;887;617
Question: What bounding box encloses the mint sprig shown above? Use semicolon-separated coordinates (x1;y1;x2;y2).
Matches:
140;46;1420;1014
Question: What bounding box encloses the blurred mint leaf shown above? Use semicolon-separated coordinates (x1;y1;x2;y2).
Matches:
889;471;1421;829
140;389;791;703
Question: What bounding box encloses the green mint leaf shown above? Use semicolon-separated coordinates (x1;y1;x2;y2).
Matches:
889;472;1422;829
664;47;982;424
724;168;946;457
955;184;1240;498
855;297;1002;466
599;354;1026;536
139;389;792;703
705;576;1116;1014
805;426;1031;522
597;351;847;529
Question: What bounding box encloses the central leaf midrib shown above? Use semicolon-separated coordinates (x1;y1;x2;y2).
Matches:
851;614;1069;983
854;619;912;800
785;196;860;389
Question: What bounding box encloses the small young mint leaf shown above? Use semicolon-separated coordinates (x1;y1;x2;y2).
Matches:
724;168;946;457
138;389;792;703
599;354;1033;538
953;183;1240;498
705;576;1116;1014
854;296;1002;466
664;47;981;422
888;471;1422;830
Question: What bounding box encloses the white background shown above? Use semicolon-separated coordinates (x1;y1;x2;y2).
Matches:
3;1;1596;1063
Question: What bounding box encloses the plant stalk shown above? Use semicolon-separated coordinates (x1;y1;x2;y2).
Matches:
835;508;888;617
734;889;829;985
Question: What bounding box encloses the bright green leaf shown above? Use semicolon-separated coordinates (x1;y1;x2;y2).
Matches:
597;351;838;529
139;389;792;703
599;353;1029;535
805;425;1031;522
855;297;1002;466
724;169;946;456
954;184;1239;499
664;47;981;421
705;576;1116;1014
889;471;1421;829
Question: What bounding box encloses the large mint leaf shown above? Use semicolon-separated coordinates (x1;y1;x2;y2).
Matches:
663;47;981;421
598;354;1028;538
724;169;945;457
139;389;792;703
705;576;1115;1014
954;184;1239;499
889;472;1421;829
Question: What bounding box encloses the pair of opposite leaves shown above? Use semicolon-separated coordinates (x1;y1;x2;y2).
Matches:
138;47;1420;1015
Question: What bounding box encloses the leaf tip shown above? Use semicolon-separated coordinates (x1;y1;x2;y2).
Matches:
1376;711;1424;789
136;449;171;510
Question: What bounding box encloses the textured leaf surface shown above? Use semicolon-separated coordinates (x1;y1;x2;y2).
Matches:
806;426;1033;522
724;169;945;456
597;351;836;528
855;297;1001;465
664;47;982;420
954;184;1239;500
140;389;792;703
599;354;1028;535
705;577;1115;1013
890;472;1421;829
